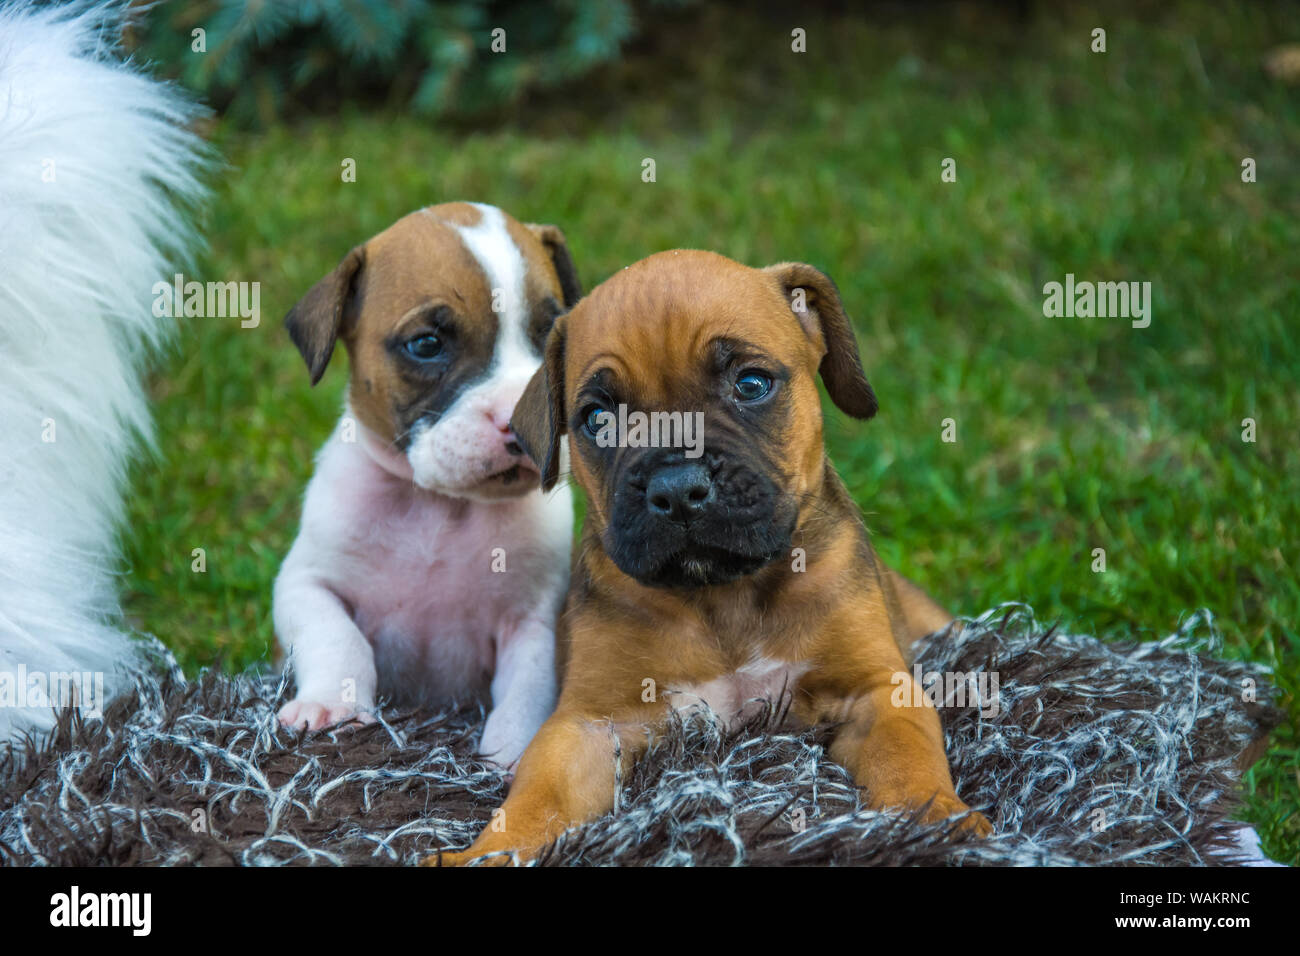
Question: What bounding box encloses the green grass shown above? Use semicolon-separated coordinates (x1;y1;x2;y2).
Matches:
121;1;1300;862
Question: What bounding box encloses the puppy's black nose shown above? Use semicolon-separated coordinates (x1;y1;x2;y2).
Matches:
645;462;714;526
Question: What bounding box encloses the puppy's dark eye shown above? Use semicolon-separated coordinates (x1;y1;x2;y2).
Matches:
405;334;442;360
733;370;772;403
582;404;610;437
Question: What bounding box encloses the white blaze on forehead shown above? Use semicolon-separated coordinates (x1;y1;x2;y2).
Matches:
402;203;546;498
453;203;537;373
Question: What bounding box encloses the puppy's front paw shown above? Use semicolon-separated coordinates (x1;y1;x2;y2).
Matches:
955;810;993;837
278;698;374;732
421;848;516;867
919;793;992;837
476;724;528;775
421;828;535;867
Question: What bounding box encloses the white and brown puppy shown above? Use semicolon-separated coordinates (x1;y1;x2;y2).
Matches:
274;202;579;770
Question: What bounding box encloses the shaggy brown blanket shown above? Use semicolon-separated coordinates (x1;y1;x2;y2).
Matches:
0;606;1281;866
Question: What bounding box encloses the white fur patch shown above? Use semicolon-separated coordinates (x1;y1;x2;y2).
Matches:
666;658;812;727
457;203;529;354
0;3;209;740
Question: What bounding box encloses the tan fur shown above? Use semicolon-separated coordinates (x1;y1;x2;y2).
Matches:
429;251;988;866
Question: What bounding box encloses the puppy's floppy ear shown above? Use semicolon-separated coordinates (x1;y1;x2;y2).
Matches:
511;317;567;491
284;245;365;386
527;223;583;309
764;262;878;420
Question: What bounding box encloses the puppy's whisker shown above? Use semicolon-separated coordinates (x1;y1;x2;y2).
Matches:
788;491;842;524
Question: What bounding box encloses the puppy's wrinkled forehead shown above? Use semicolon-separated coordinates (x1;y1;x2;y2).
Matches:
564;250;811;402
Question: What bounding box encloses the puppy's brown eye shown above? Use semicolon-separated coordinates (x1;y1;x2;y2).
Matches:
405;333;442;360
733;371;772;403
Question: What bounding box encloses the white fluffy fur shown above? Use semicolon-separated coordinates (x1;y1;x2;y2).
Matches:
0;1;208;740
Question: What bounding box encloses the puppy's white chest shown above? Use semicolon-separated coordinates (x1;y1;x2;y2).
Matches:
665;657;810;726
345;504;512;634
279;429;571;704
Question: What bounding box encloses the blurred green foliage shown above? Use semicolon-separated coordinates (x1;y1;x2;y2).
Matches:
128;0;690;126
